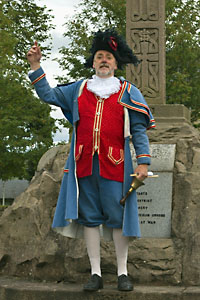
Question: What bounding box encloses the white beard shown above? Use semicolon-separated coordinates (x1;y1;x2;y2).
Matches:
87;75;121;99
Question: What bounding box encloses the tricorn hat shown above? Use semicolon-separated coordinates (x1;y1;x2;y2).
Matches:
85;28;140;70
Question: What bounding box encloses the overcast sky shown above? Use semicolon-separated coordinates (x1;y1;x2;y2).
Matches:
34;0;81;142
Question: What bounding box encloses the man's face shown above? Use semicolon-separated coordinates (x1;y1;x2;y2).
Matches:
93;50;117;78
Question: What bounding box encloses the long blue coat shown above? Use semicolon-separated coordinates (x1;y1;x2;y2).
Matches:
29;67;155;240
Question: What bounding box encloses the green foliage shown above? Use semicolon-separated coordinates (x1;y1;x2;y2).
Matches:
0;75;57;181
56;0;200;124
166;0;200;123
0;0;55;78
0;0;57;181
56;0;126;82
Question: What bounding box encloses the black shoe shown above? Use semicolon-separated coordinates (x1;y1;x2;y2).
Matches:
83;274;103;291
118;274;133;291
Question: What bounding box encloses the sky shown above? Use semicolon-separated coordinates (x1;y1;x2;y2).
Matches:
34;0;81;142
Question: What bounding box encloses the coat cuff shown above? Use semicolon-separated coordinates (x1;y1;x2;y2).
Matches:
28;67;46;86
136;154;151;165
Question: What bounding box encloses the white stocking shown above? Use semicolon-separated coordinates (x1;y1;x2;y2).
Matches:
84;226;101;276
113;228;129;276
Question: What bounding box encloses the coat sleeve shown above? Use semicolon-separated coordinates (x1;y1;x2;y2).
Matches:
28;67;81;123
129;109;151;165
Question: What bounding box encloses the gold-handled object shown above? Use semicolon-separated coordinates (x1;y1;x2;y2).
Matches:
120;172;158;206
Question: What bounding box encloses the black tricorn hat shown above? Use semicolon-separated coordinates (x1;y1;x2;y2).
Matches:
85;28;140;70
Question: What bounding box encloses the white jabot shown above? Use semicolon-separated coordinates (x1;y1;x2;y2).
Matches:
87;75;121;99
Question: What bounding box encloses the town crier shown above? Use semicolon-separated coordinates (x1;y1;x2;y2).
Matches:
27;28;155;292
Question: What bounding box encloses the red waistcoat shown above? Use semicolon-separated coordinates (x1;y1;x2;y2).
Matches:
75;83;125;182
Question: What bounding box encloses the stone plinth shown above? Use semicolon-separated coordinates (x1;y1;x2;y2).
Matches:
150;104;191;124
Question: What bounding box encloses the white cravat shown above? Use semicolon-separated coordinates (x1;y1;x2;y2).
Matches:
87;75;121;99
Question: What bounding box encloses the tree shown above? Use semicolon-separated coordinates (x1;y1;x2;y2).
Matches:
0;77;57;181
0;0;57;191
56;0;200;124
56;0;126;82
0;0;54;78
165;0;200;124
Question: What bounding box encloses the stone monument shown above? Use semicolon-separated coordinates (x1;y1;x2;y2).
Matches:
126;0;177;239
123;0;200;287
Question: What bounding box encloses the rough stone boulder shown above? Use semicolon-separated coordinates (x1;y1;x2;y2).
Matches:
0;122;200;286
0;144;88;283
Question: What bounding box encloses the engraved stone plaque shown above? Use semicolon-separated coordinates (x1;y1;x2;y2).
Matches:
131;143;176;171
131;144;176;237
149;144;176;171
137;173;173;237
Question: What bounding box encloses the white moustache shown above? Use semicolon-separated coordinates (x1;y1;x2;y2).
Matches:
100;64;109;68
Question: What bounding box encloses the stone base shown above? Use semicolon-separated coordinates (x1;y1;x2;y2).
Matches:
1;123;200;286
149;104;191;124
0;277;200;300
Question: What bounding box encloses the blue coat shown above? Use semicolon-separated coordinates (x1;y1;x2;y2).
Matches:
29;68;155;240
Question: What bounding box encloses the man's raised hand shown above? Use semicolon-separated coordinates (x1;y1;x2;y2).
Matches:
27;41;42;70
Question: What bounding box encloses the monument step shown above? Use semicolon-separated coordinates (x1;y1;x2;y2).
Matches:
149;104;191;123
0;277;200;300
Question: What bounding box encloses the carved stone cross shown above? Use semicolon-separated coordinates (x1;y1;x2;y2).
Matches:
126;0;166;104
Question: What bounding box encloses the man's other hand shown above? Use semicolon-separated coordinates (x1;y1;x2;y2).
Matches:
134;164;148;181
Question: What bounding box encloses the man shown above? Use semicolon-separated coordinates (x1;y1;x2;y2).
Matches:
27;29;155;292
